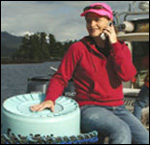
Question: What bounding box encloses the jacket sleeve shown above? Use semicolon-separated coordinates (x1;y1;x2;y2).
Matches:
110;41;137;82
45;43;82;102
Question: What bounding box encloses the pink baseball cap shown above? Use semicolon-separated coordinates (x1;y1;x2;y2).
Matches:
80;3;113;20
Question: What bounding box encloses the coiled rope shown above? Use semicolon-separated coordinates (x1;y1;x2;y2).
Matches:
1;131;98;144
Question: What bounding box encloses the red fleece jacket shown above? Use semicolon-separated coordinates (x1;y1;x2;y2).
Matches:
45;36;137;107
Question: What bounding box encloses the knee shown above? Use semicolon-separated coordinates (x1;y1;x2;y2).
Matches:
109;123;132;144
118;124;131;137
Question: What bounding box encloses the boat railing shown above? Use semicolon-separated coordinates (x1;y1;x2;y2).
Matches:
114;11;149;26
114;1;149;25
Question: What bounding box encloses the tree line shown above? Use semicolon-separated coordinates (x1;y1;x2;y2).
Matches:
13;32;77;61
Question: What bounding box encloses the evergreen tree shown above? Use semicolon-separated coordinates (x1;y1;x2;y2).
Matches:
13;32;75;61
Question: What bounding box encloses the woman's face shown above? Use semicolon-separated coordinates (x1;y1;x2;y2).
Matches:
85;13;110;38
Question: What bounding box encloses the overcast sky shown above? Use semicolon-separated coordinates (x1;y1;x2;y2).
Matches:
1;1;144;41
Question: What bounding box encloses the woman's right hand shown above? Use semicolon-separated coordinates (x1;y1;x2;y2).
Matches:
30;100;55;112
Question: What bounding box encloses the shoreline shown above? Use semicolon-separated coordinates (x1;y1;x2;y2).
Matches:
1;60;44;64
1;59;62;65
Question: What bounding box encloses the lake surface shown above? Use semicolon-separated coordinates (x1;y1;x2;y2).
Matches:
1;61;60;105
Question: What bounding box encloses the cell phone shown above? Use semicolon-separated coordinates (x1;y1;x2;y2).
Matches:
100;22;113;40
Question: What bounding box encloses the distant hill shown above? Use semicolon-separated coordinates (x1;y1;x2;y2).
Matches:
1;31;23;58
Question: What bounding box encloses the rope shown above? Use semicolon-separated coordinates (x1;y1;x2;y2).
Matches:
1;131;98;144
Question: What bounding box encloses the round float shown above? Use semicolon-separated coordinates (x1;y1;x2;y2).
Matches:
1;93;80;137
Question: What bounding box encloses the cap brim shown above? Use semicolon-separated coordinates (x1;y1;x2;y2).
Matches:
80;9;113;20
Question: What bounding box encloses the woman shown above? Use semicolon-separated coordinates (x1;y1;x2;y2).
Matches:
31;3;149;144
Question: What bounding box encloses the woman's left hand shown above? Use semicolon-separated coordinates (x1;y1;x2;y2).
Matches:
103;25;117;44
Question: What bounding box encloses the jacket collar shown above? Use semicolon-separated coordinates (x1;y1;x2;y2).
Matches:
81;36;109;59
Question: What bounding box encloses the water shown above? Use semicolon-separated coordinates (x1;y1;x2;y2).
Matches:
1;61;60;105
